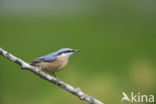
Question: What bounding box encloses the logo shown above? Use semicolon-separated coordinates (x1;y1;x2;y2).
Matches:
121;92;154;103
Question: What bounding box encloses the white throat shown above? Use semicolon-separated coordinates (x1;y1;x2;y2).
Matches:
60;53;72;58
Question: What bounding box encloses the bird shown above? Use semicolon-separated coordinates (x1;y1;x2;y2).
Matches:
30;48;80;83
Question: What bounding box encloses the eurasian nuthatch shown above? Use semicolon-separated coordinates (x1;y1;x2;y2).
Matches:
30;48;80;81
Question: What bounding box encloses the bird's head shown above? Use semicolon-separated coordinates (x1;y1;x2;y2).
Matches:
57;48;80;57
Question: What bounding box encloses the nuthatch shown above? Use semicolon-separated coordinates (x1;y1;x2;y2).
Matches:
30;48;80;82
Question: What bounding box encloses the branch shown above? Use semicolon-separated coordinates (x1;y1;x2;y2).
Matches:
0;48;104;104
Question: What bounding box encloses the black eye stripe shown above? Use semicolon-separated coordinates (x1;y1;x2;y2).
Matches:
64;50;73;53
58;50;73;55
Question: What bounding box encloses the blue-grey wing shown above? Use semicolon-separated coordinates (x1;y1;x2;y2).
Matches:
30;53;57;65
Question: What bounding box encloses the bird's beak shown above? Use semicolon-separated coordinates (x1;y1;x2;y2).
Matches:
74;49;80;53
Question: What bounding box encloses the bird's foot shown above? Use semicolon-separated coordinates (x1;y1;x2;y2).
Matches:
36;68;42;74
36;65;42;73
53;73;60;85
55;76;60;85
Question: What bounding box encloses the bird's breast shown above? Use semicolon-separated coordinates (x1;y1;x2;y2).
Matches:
55;55;68;69
40;56;68;74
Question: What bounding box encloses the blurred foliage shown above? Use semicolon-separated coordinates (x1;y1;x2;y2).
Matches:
0;0;156;104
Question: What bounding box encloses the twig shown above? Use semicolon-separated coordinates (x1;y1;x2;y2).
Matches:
0;48;104;104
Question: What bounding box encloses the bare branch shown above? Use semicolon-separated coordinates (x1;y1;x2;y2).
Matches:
0;48;104;104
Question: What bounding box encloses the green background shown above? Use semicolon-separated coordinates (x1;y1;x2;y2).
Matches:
0;0;156;104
